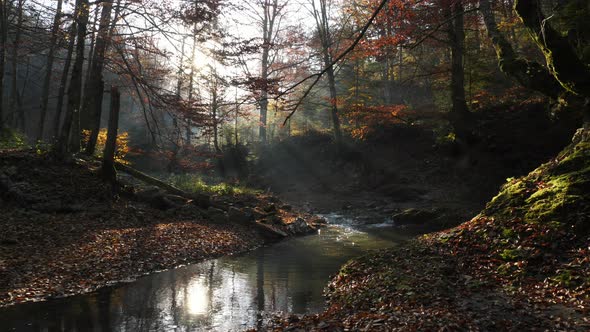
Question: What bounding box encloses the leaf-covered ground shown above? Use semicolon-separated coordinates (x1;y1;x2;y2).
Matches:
264;129;590;331
0;150;312;308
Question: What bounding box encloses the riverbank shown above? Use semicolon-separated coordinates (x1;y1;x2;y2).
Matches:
263;128;590;331
0;149;320;308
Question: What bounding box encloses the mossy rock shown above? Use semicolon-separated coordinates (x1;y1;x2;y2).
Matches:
483;128;590;231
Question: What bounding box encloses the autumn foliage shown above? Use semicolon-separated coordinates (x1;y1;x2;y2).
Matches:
345;104;412;140
82;129;130;164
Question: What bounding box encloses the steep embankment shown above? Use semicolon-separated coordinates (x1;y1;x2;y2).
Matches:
268;128;590;331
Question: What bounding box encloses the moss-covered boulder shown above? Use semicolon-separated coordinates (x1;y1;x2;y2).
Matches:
484;127;590;234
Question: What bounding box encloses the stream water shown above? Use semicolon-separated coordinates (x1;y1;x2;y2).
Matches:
0;214;417;332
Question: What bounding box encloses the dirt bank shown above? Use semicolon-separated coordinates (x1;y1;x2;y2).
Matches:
0;150;320;308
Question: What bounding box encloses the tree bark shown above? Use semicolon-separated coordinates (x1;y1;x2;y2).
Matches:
102;86;120;184
186;34;197;146
259;19;270;144
326;64;342;146
53;21;77;138
114;162;211;208
313;0;342;148
0;0;7;129
514;0;590;98
84;0;114;155
9;0;24;131
84;8;100;95
57;0;90;157
38;0;64;142
258;0;280;144
478;0;563;99
447;1;470;140
212;83;220;153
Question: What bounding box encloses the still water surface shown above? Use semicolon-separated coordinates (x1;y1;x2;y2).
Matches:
0;215;415;331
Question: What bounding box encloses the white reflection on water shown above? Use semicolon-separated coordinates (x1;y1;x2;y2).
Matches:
0;223;415;332
186;277;209;316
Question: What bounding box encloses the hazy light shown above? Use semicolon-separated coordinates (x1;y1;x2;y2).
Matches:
186;278;209;316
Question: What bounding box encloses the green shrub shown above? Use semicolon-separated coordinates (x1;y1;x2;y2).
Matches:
167;173;260;196
0;128;28;150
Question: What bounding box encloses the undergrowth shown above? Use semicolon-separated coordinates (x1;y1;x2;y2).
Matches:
167;173;260;196
0;128;27;150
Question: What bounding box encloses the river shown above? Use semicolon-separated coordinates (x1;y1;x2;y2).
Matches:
0;214;418;331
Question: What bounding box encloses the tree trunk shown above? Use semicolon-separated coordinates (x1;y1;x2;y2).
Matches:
57;0;90;157
53;21;77;139
9;0;24;131
84;8;99;94
315;0;342;148
84;0;114;155
448;2;470;141
38;0;64;142
212;88;220;153
186;34;197;146
514;0;590;97
234;88;239;146
259;46;269;144
258;0;278;144
102;86;120;184
326;64;342;147
114;162;211;208
478;0;562;99
0;0;7;129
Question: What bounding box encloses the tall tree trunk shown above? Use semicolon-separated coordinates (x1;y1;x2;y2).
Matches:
57;0;90;157
234;88;239;146
514;0;590;97
212;86;220;153
0;0;7;130
9;0;24;131
102;86;120;185
258;0;279;144
186;34;197;146
314;0;342;147
38;0;64;142
259;33;269;144
53;21;76;138
447;2;470;141
478;0;562;99
167;36;187;171
84;0;114;155
84;7;99;91
326;64;342;146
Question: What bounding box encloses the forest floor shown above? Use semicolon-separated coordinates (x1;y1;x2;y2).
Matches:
259;124;590;331
0;149;321;308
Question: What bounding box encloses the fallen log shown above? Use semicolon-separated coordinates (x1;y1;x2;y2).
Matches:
252;221;288;239
114;162;211;208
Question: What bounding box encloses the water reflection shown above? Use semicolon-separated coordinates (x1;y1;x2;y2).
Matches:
0;223;415;332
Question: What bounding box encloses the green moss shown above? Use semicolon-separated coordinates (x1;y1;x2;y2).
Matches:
0;128;28;150
497;263;514;275
484;177;530;216
499;248;521;261
167;173;261;196
484;130;590;226
551;269;574;287
501;228;516;239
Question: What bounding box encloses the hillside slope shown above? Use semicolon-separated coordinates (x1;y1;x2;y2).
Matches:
268;128;590;331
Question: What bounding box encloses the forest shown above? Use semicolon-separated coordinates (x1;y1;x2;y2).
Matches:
0;0;589;330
